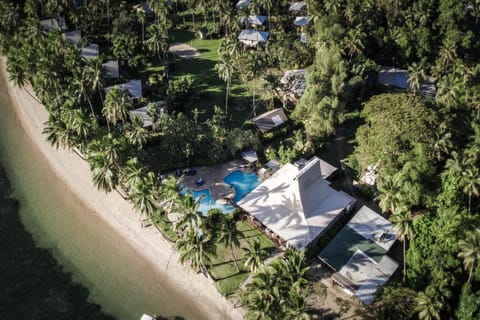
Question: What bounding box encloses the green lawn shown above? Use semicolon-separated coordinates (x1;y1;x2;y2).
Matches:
208;220;275;296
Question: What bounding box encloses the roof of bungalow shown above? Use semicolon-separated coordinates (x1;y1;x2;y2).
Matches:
80;43;99;60
238;29;269;46
105;79;143;98
318;205;398;304
377;66;408;89
289;1;306;12
294;158;338;180
251;108;288;134
62;30;81;45
102;60;119;78
300;32;307;43
129;106;153;127
39;17;66;31
248;15;266;26
294;16;309;26
237;157;356;250
236;0;250;9
133;2;153;14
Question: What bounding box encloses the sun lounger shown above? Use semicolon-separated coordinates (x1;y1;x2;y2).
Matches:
195;178;205;186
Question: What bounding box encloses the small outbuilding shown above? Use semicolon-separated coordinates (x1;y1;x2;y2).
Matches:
294;16;309;27
102;60;120;78
289;1;306;12
238;29;269;47
39;17;66;31
236;0;250;9
251;108;288;134
377;66;408;89
105;79;143;99
80;43;99;60
62;30;81;45
247;15;266;26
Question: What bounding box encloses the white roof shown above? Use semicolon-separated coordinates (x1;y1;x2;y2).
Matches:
300;32;307;43
289;1;306;11
63;30;81;45
39;17;66;31
242;150;258;163
133;2;153;14
102;60;119;78
80;43;99;60
238;30;269;46
248;15;266;26
337;249;398;305
238;157;356;249
294;158;337;179
236;0;250;8
294;16;309;26
105;79;143;98
140;315;155;320
347;205;397;251
129;106;153;127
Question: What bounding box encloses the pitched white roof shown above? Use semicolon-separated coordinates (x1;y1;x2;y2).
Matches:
236;0;250;8
238;29;269;46
105;80;143;98
336;249;398;305
129;106;152;127
248;15;266;26
347;205;397;251
238;157;356;249
63;30;81;45
294;16;309;26
80;43;99;60
39;17;66;31
378;66;408;88
102;60;119;78
289;1;306;12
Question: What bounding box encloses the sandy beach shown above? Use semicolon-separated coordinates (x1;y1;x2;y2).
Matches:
0;57;243;320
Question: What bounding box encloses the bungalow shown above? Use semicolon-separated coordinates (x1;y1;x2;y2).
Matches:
39;17;66;31
289;1;306;12
62;30;81;45
247;15;266;26
251;108;288;134
133;2;153;15
80;43;99;60
102;60;120;79
236;0;250;9
237;157;356;250
293;16;309;27
105;79;143;99
238;29;269;47
318;205;398;304
378;66;436;97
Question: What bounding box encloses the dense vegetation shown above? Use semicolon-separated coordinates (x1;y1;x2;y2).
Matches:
0;0;479;319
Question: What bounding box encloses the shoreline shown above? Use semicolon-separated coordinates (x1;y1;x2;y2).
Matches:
0;57;242;320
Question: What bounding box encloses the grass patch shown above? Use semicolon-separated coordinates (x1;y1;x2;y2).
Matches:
208;220;275;296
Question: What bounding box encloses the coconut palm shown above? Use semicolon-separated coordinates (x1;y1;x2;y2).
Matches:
145;23;169;64
174;194;203;234
88;151;119;193
217;213;242;272
43;111;72;149
415;289;442;320
376;173;403;214
243;238;267;273
243;265;283;318
126;116;148;148
121;157;145;192
407;62;426;94
130;171;160;221
159;175;181;211
458;228;480;283
103;87;132;129
390;207;414;283
215;58;234;113
461;167;480;212
176;228;214;273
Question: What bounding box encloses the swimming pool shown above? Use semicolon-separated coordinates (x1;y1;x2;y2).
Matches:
185;170;262;215
223;170;262;203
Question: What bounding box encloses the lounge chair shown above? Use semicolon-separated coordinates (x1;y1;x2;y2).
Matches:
175;169;182;177
195;178;204;186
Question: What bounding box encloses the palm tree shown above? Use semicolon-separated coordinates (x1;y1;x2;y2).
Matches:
121;157;145;192
43;112;72;149
461;167;480;212
217;213;242;272
129;171;160;222
407;62;426;94
415;289;442;320
243;265;283;318
159;175;181;211
145;23;169;69
84;58;106;105
390;207;414;283
243;238;267;273
126;116;148;148
245;51;266;116
376;173;403;214
174;194;203;234
103;87;132;129
458;228;480;283
176;228;214;273
88;152;119;193
215;58;234;113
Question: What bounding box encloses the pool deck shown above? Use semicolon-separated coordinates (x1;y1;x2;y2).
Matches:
177;160;256;203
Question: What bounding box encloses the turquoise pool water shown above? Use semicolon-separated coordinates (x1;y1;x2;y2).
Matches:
187;170;262;214
223;170;262;203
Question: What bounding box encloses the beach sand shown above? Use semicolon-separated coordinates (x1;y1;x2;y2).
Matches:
0;57;243;320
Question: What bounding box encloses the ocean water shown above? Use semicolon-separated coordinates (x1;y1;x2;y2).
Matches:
0;73;211;319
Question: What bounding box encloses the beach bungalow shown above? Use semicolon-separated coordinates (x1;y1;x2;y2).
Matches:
80;43;99;60
237;157;356;250
102;60;120;79
236;0;250;9
105;79;143;99
62;30;81;45
294;16;309;27
133;2;153;15
251;108;288;134
378;66;436;97
247;15;266;27
238;29;269;47
289;1;306;12
39;17;66;31
318;205;398;305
